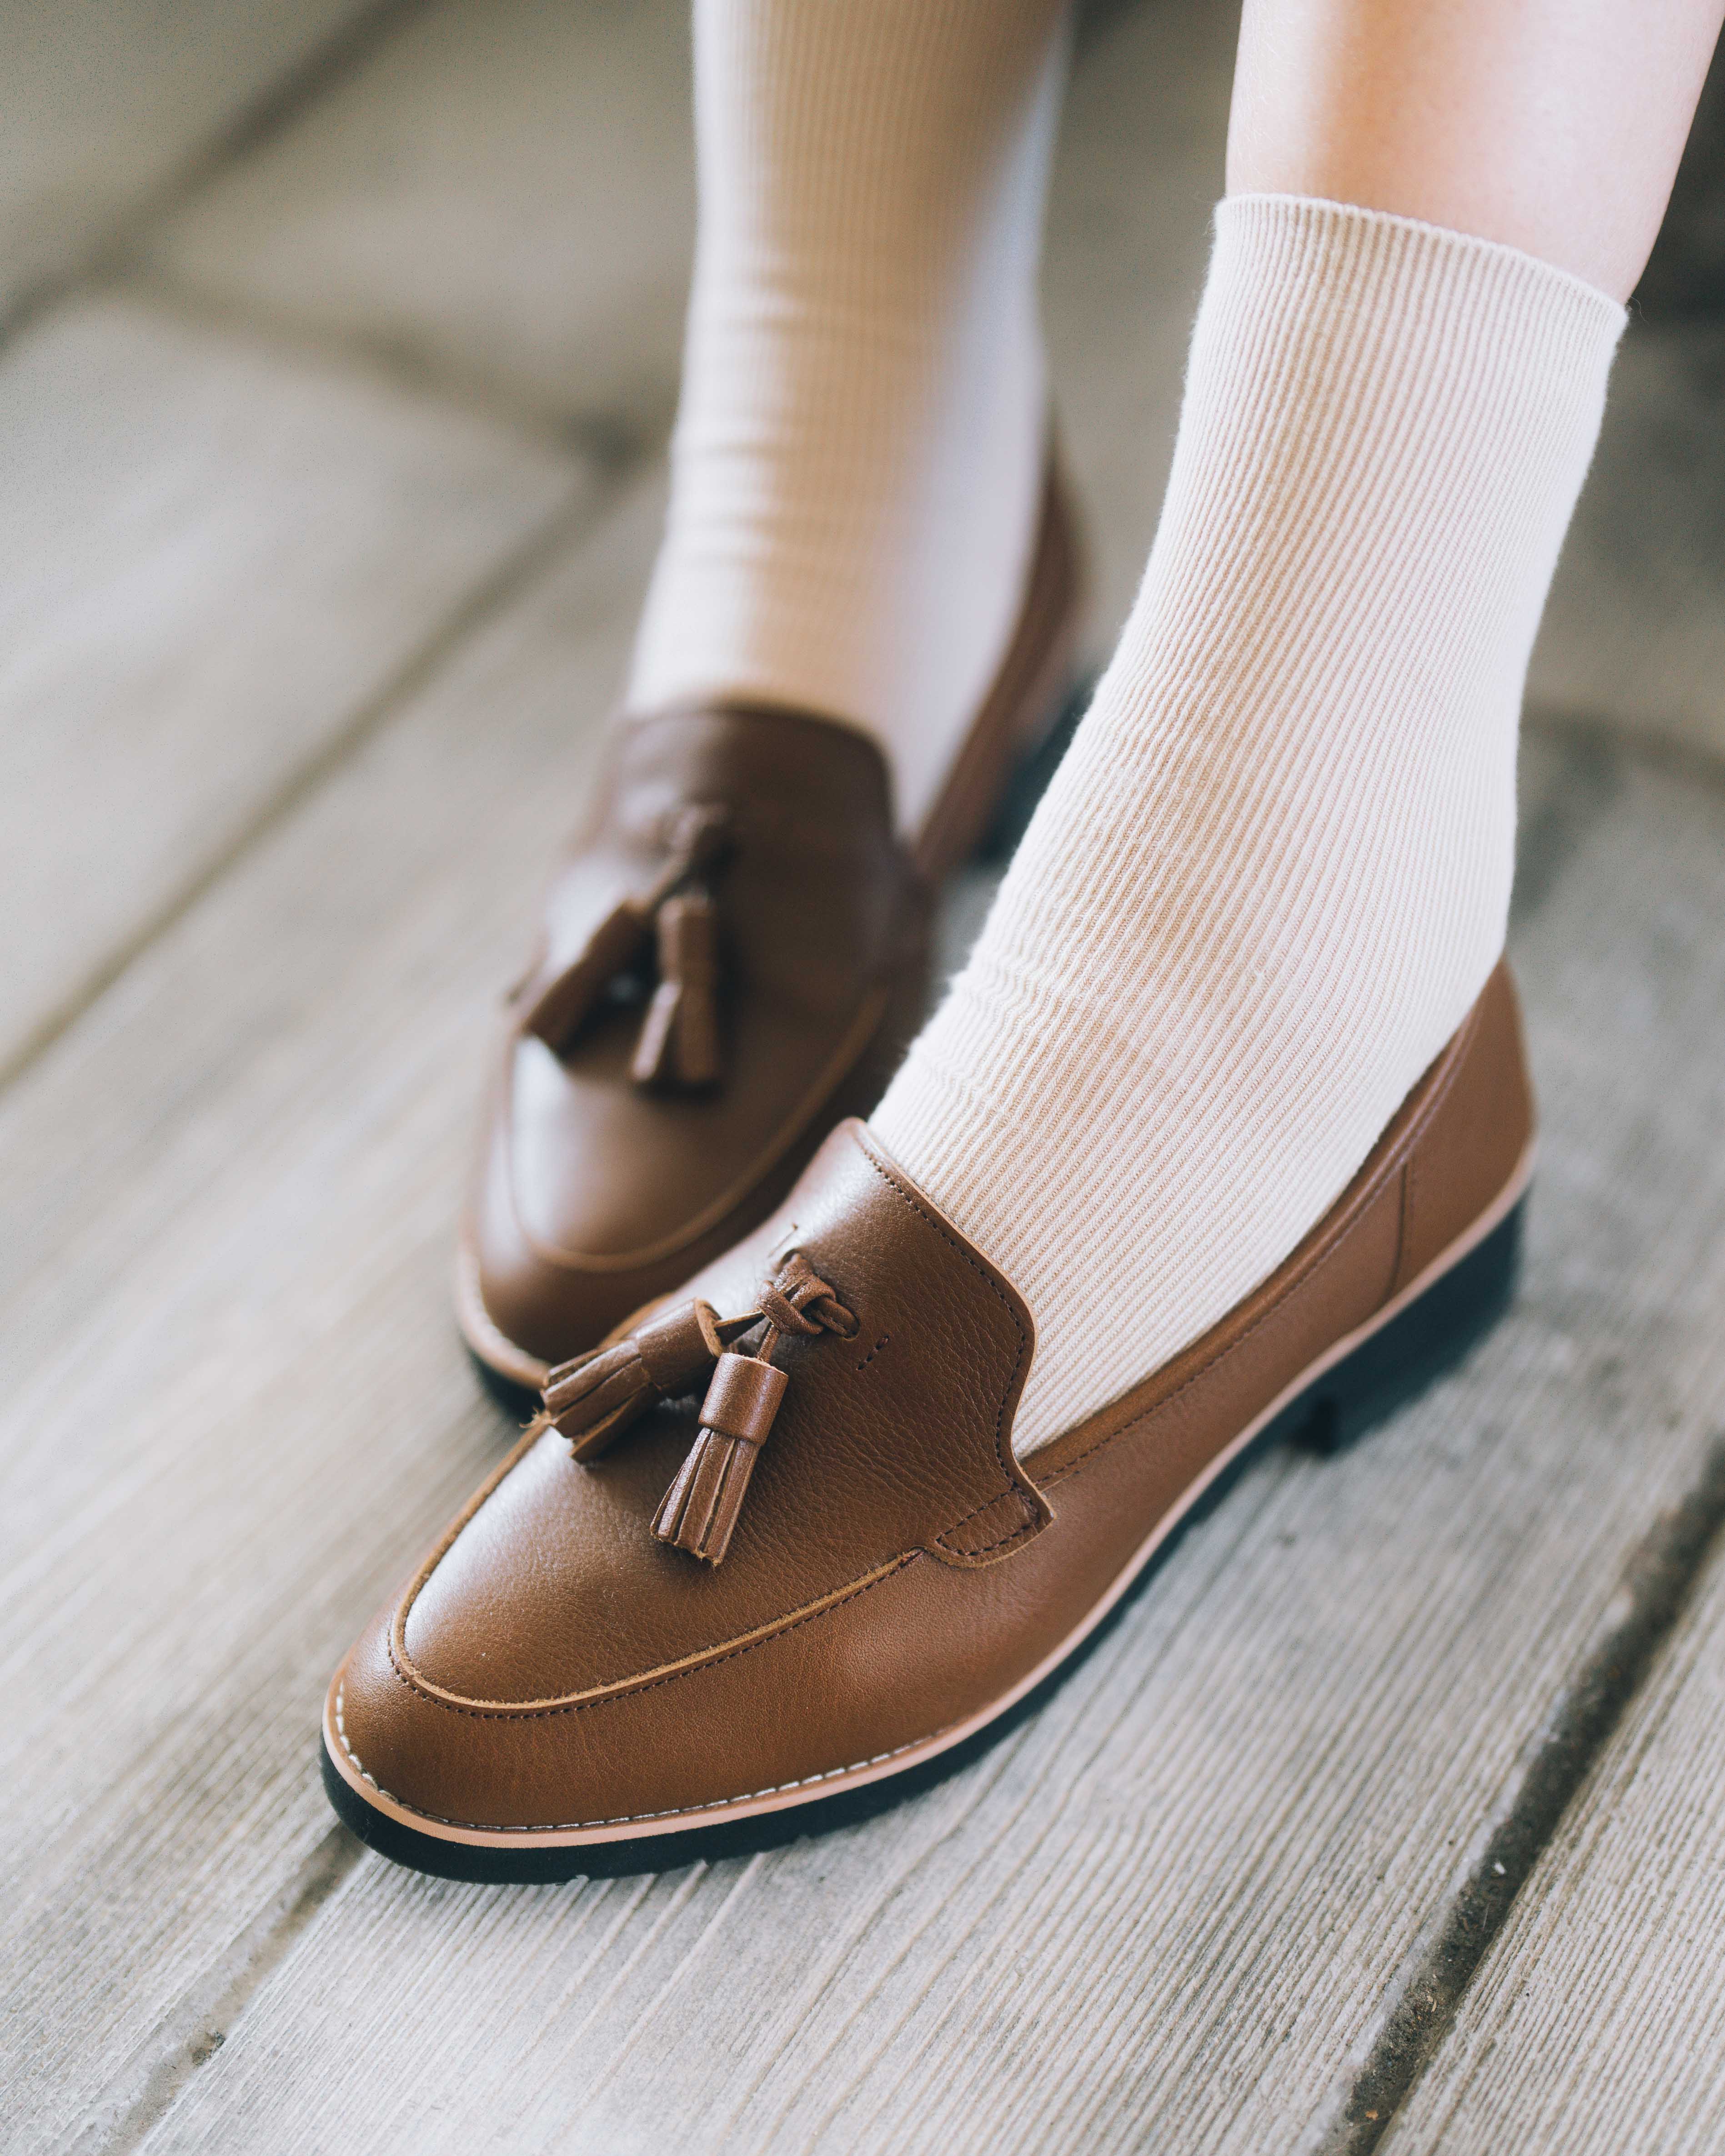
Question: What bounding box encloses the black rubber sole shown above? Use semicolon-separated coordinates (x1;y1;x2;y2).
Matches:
468;1346;541;1425
338;1196;1525;1883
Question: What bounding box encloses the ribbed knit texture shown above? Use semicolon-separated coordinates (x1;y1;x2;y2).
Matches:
874;196;1625;1454
629;0;1068;835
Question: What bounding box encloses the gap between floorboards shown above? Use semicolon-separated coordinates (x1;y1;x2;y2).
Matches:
70;1826;364;2156
0;0;441;363
1305;1431;1725;2156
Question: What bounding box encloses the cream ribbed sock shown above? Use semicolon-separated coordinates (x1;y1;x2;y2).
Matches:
874;195;1625;1453
629;0;1068;836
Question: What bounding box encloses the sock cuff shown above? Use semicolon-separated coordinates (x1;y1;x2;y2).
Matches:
1217;190;1626;349
1182;190;1626;534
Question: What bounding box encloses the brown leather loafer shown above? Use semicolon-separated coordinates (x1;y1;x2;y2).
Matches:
327;962;1534;1880
457;455;1084;1399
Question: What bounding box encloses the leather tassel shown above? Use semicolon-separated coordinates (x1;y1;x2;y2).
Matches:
631;888;722;1090
652;1351;788;1564
522;802;732;1058
522;897;651;1054
545;1298;756;1461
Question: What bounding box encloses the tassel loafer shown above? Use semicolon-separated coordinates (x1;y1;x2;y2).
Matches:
326;962;1535;1880
456;453;1084;1400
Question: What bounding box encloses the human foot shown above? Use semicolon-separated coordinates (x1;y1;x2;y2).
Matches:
355;200;1621;1875
460;0;1088;1395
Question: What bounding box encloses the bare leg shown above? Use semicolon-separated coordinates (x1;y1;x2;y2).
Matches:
1230;0;1724;298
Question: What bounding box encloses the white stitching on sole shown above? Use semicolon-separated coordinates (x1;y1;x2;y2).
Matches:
333;1680;938;1833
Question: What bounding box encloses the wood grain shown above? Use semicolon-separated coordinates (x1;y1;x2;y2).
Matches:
0;293;582;1080
146;0;700;441
0;473;668;2155
0;0;375;317
1383;1486;1725;2155
5;428;1723;2150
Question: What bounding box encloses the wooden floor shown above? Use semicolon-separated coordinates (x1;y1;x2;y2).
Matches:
6;5;1725;2151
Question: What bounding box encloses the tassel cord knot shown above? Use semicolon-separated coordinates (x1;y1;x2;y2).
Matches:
651;1251;854;1563
539;1251;857;1565
755;1248;860;1349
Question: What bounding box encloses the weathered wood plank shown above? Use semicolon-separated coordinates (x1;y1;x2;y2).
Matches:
1529;323;1725;766
0;0;375;318
145;0;699;441
1;475;669;2156
1382;1489;1725;2155
0;293;583;1081
144;0;1236;638
138;0;1725;776
4;392;1722;2153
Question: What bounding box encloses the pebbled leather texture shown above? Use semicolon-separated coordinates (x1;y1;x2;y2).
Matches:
331;962;1534;1842
459;453;1084;1381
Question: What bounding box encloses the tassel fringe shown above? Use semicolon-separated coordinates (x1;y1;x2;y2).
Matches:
652;1351;789;1564
552;1253;854;1565
630;888;722;1089
650;1427;762;1565
522;899;650;1055
545;1298;752;1460
519;801;732;1061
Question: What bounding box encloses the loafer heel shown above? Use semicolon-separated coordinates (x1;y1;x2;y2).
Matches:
1294;1197;1526;1457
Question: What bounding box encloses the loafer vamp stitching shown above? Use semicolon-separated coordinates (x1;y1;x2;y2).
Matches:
331;1672;947;1836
